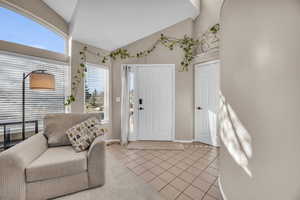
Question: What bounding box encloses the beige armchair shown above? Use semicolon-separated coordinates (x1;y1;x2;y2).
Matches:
0;113;106;200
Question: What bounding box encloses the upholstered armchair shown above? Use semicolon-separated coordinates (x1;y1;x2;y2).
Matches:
0;113;106;200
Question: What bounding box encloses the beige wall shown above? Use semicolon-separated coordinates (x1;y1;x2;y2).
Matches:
0;0;68;37
111;18;194;140
0;40;68;62
70;40;113;138
0;0;221;142
70;40;111;113
220;0;300;199
193;0;223;40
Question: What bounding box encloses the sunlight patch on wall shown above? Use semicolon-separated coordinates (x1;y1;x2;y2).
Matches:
219;93;253;177
208;110;218;146
189;0;200;11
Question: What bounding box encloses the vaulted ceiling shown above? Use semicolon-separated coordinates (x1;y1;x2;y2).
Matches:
42;0;78;23
43;0;200;51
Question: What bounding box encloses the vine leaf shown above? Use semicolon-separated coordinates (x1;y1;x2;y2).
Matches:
65;23;220;105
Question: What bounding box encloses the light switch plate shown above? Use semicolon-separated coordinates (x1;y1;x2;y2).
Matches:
116;97;121;102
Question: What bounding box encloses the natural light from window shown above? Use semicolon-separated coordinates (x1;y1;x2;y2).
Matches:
0;7;65;54
85;63;109;121
0;53;66;134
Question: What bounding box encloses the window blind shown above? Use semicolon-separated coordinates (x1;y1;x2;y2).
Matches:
0;52;67;135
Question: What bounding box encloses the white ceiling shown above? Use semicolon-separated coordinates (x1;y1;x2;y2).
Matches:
42;0;78;22
43;0;199;51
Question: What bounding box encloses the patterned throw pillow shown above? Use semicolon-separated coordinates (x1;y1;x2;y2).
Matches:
66;117;107;152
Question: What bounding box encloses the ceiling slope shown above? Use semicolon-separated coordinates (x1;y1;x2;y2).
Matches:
43;0;199;50
42;0;78;22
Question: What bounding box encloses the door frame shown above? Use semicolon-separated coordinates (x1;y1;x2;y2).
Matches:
194;59;220;146
125;64;176;141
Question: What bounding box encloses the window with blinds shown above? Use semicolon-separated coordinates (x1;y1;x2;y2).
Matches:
0;52;67;136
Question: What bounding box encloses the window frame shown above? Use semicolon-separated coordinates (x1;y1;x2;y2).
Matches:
84;62;111;123
0;50;68;133
0;3;69;56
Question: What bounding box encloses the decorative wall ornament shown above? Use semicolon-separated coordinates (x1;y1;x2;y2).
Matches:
199;23;220;54
65;24;220;105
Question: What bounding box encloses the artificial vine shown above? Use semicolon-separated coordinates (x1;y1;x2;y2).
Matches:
65;23;220;105
209;23;220;34
103;33;200;72
199;23;220;53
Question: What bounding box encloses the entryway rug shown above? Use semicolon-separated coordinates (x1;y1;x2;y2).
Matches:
127;141;184;151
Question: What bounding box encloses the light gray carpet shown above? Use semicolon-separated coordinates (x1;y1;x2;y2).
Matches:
54;151;164;200
127;141;184;151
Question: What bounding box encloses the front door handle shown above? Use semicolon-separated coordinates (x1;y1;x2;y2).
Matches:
139;98;144;110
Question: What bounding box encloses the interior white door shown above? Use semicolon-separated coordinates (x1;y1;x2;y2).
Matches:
195;60;220;146
136;65;174;141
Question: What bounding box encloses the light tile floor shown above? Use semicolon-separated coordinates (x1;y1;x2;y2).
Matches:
106;142;221;200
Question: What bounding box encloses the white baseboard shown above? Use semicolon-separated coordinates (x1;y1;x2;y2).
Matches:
128;137;137;141
218;177;228;200
173;140;194;143
128;139;194;143
105;139;120;145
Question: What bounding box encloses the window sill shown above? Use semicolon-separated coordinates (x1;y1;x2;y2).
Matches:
100;120;112;126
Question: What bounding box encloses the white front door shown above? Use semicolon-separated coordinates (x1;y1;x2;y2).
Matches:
195;60;220;146
135;65;175;141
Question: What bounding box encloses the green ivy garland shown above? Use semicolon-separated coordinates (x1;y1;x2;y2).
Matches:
209;23;220;34
104;34;201;71
65;24;220;105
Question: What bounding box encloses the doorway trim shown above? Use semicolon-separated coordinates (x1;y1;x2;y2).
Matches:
194;59;220;146
125;64;176;142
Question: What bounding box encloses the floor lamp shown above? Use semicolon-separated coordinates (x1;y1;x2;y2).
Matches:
22;70;55;140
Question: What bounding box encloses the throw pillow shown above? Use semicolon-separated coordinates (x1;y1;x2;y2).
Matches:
66;117;106;152
44;113;101;147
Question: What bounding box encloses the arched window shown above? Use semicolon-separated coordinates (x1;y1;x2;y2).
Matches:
0;7;66;54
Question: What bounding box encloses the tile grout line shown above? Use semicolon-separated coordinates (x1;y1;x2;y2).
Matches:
109;143;219;200
200;156;220;200
177;152;219;200
157;146;217;199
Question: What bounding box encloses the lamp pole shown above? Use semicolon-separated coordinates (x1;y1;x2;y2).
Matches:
22;72;25;140
22;70;47;140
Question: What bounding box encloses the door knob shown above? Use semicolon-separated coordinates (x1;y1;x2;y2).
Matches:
139;107;144;110
197;107;202;110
